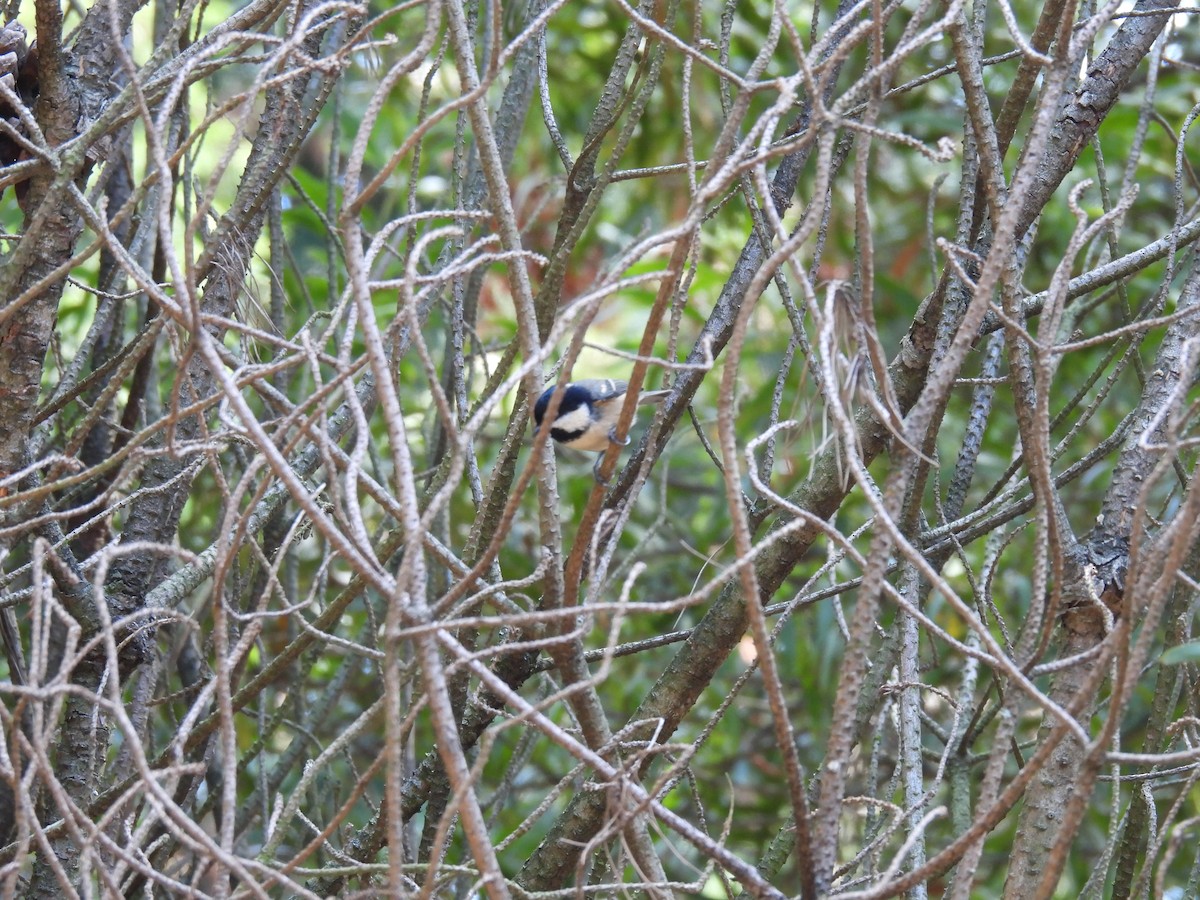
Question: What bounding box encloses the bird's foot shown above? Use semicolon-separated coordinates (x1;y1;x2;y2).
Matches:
608;427;631;447
592;454;611;483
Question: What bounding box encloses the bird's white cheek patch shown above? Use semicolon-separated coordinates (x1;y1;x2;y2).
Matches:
553;406;594;437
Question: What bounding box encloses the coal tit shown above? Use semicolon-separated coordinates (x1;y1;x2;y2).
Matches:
533;379;669;454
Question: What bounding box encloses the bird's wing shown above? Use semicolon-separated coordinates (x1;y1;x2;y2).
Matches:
573;379;628;401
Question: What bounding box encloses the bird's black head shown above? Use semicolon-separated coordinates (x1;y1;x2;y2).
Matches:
533;383;589;429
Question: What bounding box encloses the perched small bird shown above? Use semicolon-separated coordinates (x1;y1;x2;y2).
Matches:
533;379;669;473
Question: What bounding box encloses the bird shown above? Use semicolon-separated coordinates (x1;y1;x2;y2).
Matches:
532;379;669;473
